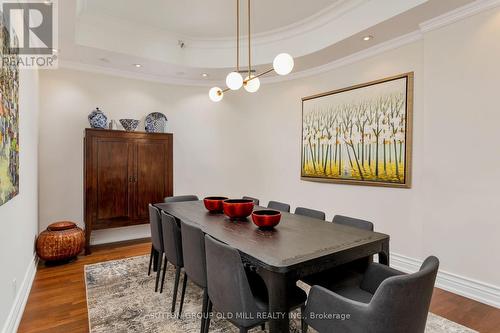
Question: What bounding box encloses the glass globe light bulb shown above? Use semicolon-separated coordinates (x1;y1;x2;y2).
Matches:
209;87;223;102
244;75;260;93
273;53;294;75
225;71;243;90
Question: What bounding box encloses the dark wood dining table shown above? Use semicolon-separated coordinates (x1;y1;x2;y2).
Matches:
155;201;390;333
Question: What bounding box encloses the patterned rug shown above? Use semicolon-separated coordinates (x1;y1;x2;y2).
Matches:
85;256;476;333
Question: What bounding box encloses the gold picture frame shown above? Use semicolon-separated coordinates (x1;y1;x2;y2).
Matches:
301;72;413;188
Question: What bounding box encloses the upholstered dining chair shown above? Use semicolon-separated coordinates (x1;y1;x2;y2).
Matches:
148;204;164;292
303;256;439;333
333;215;374;231
302;215;374;287
178;220;209;332
204;235;307;333
160;211;184;313
294;207;326;220
242;196;260;205
267;200;290;212
164;195;199;203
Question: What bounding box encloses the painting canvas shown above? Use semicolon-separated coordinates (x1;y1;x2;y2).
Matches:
0;12;20;205
301;73;413;188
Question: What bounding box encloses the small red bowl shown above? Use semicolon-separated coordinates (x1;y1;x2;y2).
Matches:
223;199;254;219
252;210;281;229
204;196;228;213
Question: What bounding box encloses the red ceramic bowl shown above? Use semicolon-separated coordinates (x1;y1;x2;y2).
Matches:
252;210;281;229
203;196;228;213
223;199;254;219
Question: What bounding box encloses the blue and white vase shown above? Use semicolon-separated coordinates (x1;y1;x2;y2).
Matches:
88;107;108;129
145;112;168;133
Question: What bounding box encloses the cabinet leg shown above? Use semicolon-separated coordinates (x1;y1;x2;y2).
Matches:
84;228;92;255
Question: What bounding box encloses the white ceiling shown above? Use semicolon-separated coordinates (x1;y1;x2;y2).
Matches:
82;0;337;38
58;0;476;85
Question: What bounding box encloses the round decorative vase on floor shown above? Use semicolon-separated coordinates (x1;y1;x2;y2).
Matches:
36;221;85;262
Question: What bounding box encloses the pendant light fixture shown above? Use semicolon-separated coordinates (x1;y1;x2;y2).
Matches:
209;0;294;102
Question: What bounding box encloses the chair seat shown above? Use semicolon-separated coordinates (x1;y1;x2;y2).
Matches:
332;285;373;303
248;272;307;311
302;265;364;289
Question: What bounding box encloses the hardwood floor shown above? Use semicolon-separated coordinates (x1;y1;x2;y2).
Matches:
18;239;500;333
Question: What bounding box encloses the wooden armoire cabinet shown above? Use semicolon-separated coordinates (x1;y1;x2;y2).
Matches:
84;129;173;254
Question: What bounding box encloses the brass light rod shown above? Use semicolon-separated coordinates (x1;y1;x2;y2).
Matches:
248;0;251;78
236;0;239;72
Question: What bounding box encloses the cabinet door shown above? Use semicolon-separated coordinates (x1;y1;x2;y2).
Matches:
135;140;171;219
95;139;134;222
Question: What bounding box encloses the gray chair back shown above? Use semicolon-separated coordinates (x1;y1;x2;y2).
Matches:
267;200;290;212
205;235;259;317
333;215;374;231
295;207;326;220
180;220;207;288
161;211;183;267
148;204;163;252
369;256;439;333
242;196;259;205
164;195;199;203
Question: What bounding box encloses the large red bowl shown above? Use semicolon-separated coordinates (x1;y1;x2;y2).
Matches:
223;199;254;219
252;210;281;229
203;196;228;213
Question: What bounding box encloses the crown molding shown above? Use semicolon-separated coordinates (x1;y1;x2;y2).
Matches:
58;30;423;88
58;0;500;88
187;0;366;48
419;0;500;32
262;30;423;84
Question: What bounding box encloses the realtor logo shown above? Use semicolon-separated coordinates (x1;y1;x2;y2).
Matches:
1;0;58;68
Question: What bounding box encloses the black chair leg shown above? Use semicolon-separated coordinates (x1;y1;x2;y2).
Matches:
148;246;154;276
301;305;308;333
178;272;188;316
171;266;182;313
203;299;213;333
160;256;168;293
260;323;265;330
152;249;159;272
200;288;209;333
239;328;248;333
154;252;163;292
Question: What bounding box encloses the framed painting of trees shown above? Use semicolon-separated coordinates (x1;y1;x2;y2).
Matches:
301;73;413;188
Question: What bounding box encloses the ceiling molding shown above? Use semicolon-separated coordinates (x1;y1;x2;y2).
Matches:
59;30;423;88
261;30;423;84
58;0;500;88
186;0;366;48
419;0;500;32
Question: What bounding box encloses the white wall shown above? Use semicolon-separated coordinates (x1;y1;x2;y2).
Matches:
39;7;500;300
0;68;39;331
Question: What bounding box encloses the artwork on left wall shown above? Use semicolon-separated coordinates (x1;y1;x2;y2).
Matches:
0;12;20;205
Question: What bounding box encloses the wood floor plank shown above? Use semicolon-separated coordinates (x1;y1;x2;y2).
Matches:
17;239;500;333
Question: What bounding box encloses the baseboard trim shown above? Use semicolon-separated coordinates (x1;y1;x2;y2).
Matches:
1;255;38;333
391;252;500;309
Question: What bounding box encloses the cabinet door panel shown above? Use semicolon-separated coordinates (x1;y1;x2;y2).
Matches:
136;141;169;218
96;140;131;220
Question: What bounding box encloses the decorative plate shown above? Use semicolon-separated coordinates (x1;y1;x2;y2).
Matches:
145;112;168;133
119;119;139;131
88;108;108;129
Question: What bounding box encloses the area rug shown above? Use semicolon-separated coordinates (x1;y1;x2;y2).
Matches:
85;255;476;333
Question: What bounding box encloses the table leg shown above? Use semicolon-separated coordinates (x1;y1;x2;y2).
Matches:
258;269;290;333
379;239;390;266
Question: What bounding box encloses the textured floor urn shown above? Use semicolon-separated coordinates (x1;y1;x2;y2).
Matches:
36;221;85;261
